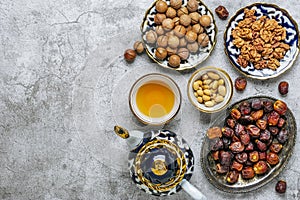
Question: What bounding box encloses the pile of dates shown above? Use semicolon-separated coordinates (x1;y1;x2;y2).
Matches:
207;98;289;184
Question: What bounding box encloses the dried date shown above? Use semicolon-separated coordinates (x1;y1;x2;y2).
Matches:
267;152;279;165
277;129;289;144
216;163;229;174
235;152;248;164
235;77;247;91
242;166;255;179
253;161;268;175
275;180;287;193
226;170;239;184
274;100;287;115
278;81;289;95
215;5;229;20
220;151;232;167
230;141;245;153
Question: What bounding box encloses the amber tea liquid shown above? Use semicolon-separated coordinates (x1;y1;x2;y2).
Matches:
136;83;175;118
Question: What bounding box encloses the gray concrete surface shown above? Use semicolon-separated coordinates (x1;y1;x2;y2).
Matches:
0;0;299;199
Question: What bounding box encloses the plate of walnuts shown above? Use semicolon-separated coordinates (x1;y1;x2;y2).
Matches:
224;3;300;79
200;96;296;193
141;0;217;70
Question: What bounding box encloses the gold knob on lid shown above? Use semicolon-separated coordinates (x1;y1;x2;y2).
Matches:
151;159;168;176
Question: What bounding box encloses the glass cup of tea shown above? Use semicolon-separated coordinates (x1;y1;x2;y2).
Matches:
129;73;181;126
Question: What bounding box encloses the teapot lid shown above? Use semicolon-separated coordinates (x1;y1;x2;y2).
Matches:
129;130;194;194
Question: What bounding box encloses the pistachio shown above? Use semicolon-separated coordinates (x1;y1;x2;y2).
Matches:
218;85;227;96
215;95;224;103
197;97;203;103
212;80;219;90
205;101;215;107
204;89;211;96
203;95;211;101
197;80;203;86
197;89;204;96
193;81;200;90
203;79;212;85
202;85;210;89
218;79;224;85
202;74;209;80
211;93;217;99
211;89;217;94
207;72;220;80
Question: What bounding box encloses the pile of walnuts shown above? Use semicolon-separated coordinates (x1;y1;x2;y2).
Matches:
232;8;290;70
144;0;212;68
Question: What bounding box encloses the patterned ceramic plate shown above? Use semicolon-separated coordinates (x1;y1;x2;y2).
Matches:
200;96;297;193
141;0;217;71
224;3;299;79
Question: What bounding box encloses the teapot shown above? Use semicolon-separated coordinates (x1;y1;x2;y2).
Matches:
114;125;206;199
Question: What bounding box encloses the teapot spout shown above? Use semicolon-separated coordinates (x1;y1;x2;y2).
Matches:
114;125;130;139
113;125;144;150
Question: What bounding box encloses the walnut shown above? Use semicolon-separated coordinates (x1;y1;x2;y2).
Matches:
272;51;284;59
237;55;248;68
239;28;253;39
253;38;265;52
273;47;286;59
272;42;281;49
232;27;242;39
260;29;272;43
241;52;250;61
254;60;268;69
274;27;287;40
262;44;273;57
238;18;253;28
233;37;246;48
244;8;256;18
264;19;278;31
268;58;280;70
254;44;264;52
249;49;261;62
252;20;265;31
280;43;290;50
241;44;253;55
253;38;265;46
275;47;286;54
259;16;267;23
252;31;260;39
273;35;282;42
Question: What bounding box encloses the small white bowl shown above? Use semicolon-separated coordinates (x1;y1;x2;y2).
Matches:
129;73;181;125
187;66;233;113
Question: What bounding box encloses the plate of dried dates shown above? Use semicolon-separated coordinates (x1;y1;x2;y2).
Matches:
141;0;217;70
200;96;296;193
224;3;299;79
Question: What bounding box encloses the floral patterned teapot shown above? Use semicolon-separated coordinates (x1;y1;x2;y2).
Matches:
114;125;206;199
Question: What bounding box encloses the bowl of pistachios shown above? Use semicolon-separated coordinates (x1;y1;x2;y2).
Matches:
187;66;233;113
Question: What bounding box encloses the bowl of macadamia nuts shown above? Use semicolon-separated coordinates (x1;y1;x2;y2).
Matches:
187;66;233;113
141;0;217;70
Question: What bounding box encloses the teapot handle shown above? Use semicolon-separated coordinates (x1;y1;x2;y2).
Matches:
181;179;207;200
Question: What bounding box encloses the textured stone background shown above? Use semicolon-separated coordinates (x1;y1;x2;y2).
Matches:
0;0;299;199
